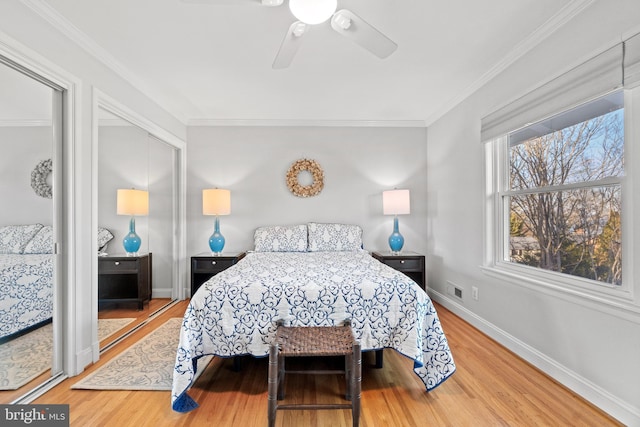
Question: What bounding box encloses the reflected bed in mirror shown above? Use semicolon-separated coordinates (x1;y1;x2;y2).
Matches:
0;224;54;341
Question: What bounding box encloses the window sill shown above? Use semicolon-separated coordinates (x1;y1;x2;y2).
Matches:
479;264;640;324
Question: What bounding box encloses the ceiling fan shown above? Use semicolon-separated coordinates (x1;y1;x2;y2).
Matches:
271;0;397;69
182;0;398;69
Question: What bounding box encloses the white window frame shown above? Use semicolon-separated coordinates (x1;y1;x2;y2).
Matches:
482;90;637;310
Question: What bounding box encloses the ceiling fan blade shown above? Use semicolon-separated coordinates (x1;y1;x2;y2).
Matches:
330;9;397;59
272;21;309;69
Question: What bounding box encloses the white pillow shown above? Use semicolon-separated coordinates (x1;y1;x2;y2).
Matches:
23;225;54;254
307;222;363;252
254;225;308;252
0;224;44;254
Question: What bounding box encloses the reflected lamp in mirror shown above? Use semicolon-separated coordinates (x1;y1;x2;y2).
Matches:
203;188;231;255
117;188;149;256
382;189;410;254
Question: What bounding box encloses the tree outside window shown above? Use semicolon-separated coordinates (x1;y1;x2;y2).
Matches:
505;101;624;285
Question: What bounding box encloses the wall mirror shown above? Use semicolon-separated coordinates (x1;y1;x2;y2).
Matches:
94;96;184;352
0;57;62;402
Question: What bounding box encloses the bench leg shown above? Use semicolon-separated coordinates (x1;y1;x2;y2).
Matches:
352;342;361;427
277;353;285;400
268;344;278;427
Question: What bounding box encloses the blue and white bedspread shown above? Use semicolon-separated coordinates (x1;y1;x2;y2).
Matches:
0;254;53;339
172;250;456;412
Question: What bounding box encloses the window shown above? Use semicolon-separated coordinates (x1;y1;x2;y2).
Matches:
488;91;625;291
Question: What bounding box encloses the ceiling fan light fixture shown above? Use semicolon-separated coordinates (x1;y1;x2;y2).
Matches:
289;0;337;25
332;12;351;30
292;22;307;37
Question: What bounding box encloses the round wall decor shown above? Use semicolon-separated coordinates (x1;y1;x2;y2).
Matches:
31;158;53;199
286;158;324;197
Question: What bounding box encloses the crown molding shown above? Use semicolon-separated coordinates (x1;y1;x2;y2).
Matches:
21;0;192;124
425;0;595;126
19;0;595;129
187;118;427;128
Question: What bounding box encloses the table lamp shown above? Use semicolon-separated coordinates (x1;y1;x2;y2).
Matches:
382;189;410;254
203;188;231;254
116;188;149;256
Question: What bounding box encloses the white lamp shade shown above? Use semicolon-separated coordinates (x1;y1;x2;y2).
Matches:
203;188;231;215
383;189;410;215
289;0;337;24
116;189;149;216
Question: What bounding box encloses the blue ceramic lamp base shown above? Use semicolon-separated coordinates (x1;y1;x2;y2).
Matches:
388;216;404;254
123;216;142;256
209;216;225;255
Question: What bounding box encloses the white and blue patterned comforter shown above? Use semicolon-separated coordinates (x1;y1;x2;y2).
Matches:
172;250;456;412
0;254;53;339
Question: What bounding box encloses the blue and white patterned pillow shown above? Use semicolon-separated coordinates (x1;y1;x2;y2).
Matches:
98;227;114;251
307;222;363;252
23;225;54;254
0;224;44;254
254;225;308;252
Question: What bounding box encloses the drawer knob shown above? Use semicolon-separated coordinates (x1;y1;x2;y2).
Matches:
115;261;120;266
211;261;217;265
400;260;405;264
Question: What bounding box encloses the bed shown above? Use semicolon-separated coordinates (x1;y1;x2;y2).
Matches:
172;223;456;412
0;224;54;340
0;224;114;340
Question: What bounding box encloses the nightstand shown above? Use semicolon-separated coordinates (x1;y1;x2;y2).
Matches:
371;251;426;290
191;252;246;296
98;253;152;309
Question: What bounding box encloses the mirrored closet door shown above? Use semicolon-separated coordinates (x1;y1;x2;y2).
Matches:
96;103;180;350
0;58;62;402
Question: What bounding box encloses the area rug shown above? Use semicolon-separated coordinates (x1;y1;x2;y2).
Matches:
72;318;213;391
0;318;135;391
98;318;136;341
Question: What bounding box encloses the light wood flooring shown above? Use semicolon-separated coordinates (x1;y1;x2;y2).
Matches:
33;300;623;426
0;299;170;403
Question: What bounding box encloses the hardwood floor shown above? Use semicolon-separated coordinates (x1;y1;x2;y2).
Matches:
34;301;622;426
0;299;170;404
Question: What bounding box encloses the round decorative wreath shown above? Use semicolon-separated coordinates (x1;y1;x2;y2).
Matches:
286;158;324;197
31;158;53;199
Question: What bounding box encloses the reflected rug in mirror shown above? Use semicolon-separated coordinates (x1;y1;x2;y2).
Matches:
0;318;135;390
72;318;212;391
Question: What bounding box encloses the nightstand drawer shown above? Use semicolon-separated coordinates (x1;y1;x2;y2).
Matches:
99;259;139;274
384;258;421;271
192;258;236;272
191;252;246;296
371;251;425;289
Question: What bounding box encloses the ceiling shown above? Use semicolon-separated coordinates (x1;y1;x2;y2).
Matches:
26;0;586;125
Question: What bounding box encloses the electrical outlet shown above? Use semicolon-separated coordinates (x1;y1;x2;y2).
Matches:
472;286;479;301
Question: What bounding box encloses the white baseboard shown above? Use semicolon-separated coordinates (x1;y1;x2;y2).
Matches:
75;346;94;376
152;288;173;299
428;289;640;426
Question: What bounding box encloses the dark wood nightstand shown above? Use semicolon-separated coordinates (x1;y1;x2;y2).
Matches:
191;252;246;296
98;253;152;309
371;251;426;290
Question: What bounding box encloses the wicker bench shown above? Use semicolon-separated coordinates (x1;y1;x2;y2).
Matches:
268;320;361;427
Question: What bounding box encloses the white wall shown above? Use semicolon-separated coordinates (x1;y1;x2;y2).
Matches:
0;2;186;375
426;1;640;425
187;126;427;260
0;126;52;225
